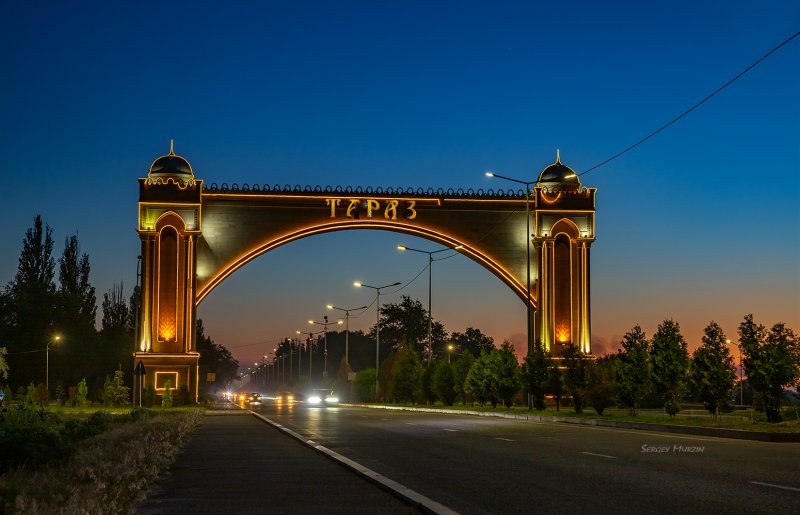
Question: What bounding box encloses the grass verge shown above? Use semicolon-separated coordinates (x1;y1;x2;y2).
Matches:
0;409;201;513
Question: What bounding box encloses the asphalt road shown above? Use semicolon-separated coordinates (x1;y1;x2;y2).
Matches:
252;402;800;514
137;411;416;514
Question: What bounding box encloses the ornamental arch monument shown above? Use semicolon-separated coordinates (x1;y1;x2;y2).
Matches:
133;144;596;403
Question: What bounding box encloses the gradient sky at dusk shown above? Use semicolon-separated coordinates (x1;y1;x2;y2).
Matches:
1;1;798;368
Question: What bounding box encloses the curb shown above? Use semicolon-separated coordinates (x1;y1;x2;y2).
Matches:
346;404;800;443
249;410;459;515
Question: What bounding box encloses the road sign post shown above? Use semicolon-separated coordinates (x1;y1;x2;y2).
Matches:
135;360;146;408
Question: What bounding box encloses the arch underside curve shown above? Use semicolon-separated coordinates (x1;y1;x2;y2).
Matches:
196;220;536;309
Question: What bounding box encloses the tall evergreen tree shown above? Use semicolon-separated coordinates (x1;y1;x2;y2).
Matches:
391;343;423;403
739;314;800;423
562;343;589;414
492;341;522;408
55;234;98;389
99;282;132;378
691;321;736;418
616;325;651;416
4;215;57;388
56;235;97;331
523;339;550;410
651;319;689;416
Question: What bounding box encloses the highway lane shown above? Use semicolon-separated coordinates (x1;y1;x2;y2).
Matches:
252;403;800;514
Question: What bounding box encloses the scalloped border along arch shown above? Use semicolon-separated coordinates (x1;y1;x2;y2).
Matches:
195;220;536;309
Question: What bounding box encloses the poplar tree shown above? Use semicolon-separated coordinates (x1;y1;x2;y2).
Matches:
691;321;736;418
651;319;689;417
4;215;57;387
55;234;97;387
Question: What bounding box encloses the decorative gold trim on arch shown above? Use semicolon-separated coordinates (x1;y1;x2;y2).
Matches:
196;220;537;309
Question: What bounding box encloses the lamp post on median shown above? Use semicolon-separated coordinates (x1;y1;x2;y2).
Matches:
485;171;536;355
46;334;61;393
308;316;343;379
327;303;367;387
354;280;401;400
397;244;462;364
297;329;324;384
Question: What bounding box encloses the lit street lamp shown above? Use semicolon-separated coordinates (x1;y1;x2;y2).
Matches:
354;280;401;399
397;244;461;364
46;334;61;393
485;171;536;355
327;303;367;390
447;344;454;363
308;316;343;379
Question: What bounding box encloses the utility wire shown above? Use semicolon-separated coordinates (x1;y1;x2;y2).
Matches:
579;30;800;177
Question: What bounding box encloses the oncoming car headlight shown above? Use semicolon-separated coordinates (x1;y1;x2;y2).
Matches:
325;396;339;404
308;395;322;404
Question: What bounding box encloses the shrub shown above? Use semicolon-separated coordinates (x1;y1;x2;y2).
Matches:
162;380;173;408
75;378;88;408
142;387;157;408
0;410;72;473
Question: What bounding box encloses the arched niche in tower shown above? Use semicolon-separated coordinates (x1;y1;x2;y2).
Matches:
154;212;186;350
551;219;579;347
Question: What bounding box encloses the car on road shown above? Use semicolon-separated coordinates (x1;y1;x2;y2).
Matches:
245;392;262;406
275;391;295;404
306;389;339;405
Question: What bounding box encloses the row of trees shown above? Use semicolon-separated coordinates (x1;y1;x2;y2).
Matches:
343;315;798;424
0;216;240;403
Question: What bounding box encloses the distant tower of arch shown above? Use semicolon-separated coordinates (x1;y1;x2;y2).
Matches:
534;152;594;354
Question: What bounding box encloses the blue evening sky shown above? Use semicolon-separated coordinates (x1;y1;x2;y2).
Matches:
1;1;797;365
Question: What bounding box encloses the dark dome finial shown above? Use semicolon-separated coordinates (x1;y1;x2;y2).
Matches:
146;141;195;185
537;150;580;190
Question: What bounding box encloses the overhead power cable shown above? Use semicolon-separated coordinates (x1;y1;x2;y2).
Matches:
579;30;800;177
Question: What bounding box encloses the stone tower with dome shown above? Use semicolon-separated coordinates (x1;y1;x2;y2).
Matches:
533;151;594;355
134;141;203;405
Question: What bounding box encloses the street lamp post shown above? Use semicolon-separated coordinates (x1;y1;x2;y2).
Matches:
447;344;454;363
397;244;461;364
354;280;401;400
46;335;61;393
297;329;323;383
308;316;343;379
485;171;535;355
327;303;367;384
728;339;744;405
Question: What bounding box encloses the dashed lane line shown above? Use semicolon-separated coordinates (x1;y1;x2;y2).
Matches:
580;451;617;459
443;429;458;432
495;437;515;442
749;481;800;492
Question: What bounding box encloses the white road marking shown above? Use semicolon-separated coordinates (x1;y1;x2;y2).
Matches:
443;428;458;432
580;451;617;459
406;422;417;426
749;481;800;492
381;418;389;421
495;437;515;442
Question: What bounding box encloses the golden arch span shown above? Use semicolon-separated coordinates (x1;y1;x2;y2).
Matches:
133;155;596;404
195;220;533;307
